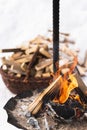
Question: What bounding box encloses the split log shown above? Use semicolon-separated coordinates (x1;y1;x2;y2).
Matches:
26;46;39;78
0;48;24;53
39;48;51;58
75;68;87;96
11;52;23;60
28;75;61;115
1;57;26;75
77;65;86;76
35;70;43;77
42;73;50;77
14;55;33;63
84;50;87;68
25;46;38;55
35;59;53;71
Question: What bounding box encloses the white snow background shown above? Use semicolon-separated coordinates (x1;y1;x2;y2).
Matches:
0;0;87;129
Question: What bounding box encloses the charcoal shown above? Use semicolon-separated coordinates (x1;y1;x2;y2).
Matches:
50;102;75;120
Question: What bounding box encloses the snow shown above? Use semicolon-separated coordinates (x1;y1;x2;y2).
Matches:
0;0;87;129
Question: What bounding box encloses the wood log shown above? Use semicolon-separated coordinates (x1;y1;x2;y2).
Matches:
35;59;53;71
42;72;50;77
28;75;61;115
1;57;26;75
0;48;24;53
39;48;51;58
35;70;43;77
14;55;33;63
84;50;87;68
77;65;86;76
11;52;23;60
25;46;38;55
26;46;39;78
75;68;87;96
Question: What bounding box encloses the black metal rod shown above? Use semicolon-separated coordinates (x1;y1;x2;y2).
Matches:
53;0;59;73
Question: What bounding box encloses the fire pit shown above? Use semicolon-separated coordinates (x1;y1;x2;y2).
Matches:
4;58;87;130
4;86;87;130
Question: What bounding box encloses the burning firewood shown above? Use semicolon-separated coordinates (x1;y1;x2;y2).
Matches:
28;75;62;115
28;61;79;115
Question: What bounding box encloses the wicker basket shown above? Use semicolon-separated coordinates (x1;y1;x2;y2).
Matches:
0;68;52;94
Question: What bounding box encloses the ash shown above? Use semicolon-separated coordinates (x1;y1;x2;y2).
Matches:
4;90;87;130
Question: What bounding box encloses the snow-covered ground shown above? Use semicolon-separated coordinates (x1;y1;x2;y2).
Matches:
0;0;87;129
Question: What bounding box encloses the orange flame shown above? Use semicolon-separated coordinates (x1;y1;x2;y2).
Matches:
53;56;78;104
53;74;78;104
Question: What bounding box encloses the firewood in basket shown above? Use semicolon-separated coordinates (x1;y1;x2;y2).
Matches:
21;62;27;71
25;46;38;55
2;57;26;75
0;48;24;53
39;47;51;58
10;64;26;75
14;54;33;63
30;35;51;45
48;64;53;73
1;57;17;66
45;66;50;73
26;46;39;78
42;72;50;77
35;70;43;77
11;52;23;60
35;59;53;71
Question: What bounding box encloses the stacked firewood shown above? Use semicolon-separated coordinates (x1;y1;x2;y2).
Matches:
0;32;87;78
1;35;53;78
